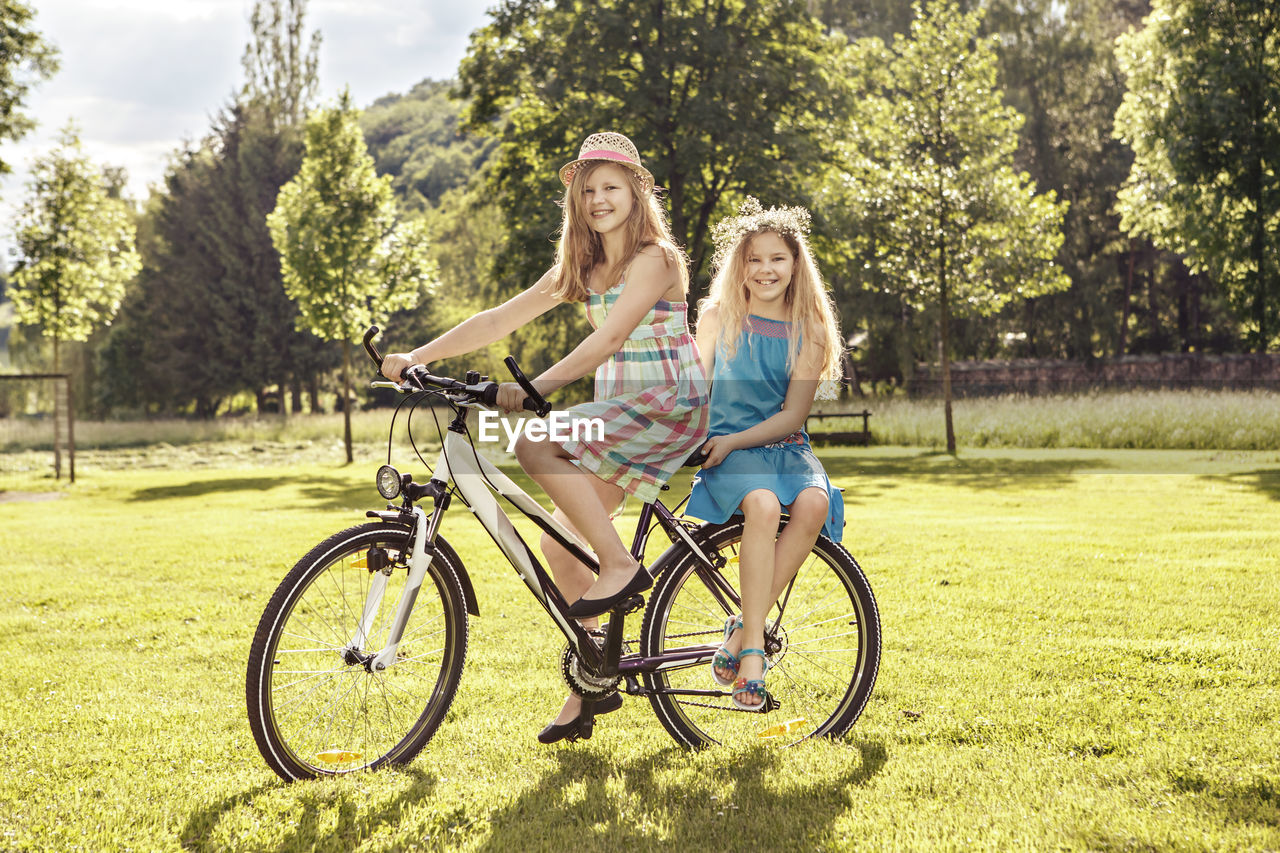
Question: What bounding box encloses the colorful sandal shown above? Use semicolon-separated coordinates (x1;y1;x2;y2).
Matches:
731;648;771;712
711;615;744;687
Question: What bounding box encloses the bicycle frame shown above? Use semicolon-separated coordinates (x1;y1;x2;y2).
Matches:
360;404;734;683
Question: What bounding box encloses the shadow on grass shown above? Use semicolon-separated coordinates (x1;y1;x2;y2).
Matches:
1169;770;1280;830
821;452;1106;495
179;769;439;851
477;740;888;850
126;475;373;513
1200;469;1280;502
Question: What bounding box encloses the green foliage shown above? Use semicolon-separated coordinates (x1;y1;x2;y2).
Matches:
268;92;436;460
457;0;849;296
8;125;139;368
0;0;59;179
823;2;1069;449
96;0;334;418
1114;0;1280;351
361;78;496;211
98;104;336;417
239;0;321;129
977;0;1139;360
268;92;434;345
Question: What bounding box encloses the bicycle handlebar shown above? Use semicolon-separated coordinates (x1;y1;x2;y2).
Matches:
363;325;552;416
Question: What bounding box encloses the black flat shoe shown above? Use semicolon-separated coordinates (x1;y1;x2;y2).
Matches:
537;692;624;745
564;566;653;619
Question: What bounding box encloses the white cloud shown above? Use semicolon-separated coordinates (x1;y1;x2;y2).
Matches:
1;0;493;256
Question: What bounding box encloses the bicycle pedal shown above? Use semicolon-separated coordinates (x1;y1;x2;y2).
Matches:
763;694;782;713
612;594;644;615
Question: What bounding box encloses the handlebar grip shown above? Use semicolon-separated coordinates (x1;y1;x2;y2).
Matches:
504;356;552;417
363;325;384;368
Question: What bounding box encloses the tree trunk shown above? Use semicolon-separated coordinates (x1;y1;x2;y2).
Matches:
342;339;353;464
938;182;955;455
1119;238;1135;356
53;335;62;479
940;276;956;456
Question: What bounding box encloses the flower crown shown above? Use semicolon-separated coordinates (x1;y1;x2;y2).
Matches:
711;197;812;268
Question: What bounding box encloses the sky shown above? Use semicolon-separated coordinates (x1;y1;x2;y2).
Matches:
1;0;495;243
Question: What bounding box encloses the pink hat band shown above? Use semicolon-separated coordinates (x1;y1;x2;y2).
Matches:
578;149;638;166
558;132;654;192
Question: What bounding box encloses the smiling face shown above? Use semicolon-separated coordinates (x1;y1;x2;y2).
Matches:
579;162;636;235
742;231;795;312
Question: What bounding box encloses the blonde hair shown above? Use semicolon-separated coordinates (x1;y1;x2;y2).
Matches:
546;161;687;302
701;227;843;382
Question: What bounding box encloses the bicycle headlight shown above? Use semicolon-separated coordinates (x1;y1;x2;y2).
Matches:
376;465;402;500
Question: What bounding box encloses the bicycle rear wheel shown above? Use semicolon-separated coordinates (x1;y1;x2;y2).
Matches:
640;519;880;747
246;522;469;781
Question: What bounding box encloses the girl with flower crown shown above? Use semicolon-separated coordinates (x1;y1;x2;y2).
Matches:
382;133;709;741
686;198;845;711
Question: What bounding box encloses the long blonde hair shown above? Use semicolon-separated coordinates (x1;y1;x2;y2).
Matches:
701;227;843;381
547;161;687;302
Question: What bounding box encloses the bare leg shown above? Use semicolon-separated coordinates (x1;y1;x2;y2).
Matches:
716;487;830;704
540;498;622;727
515;433;639;606
734;490;781;706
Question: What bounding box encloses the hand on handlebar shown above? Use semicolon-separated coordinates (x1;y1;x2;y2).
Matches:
495;382;530;414
380;352;419;383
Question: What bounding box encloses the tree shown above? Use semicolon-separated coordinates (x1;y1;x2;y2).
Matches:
1;0;59;180
240;0;321;129
823;1;1069;452
457;0;850;299
98;0;333;417
8;124;139;475
8;124;139;370
361;78;496;212
268;92;436;462
1114;0;1280;352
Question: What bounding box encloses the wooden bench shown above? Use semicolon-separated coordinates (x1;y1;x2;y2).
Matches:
805;410;872;446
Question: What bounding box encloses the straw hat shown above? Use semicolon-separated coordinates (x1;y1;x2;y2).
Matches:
558;132;655;194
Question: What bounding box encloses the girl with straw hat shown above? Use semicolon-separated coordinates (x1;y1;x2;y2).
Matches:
382;132;709;743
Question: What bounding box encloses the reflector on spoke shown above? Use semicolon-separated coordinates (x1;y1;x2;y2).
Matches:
757;718;810;739
314;749;363;764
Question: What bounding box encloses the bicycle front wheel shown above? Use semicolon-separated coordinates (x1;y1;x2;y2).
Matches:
246;522;469;781
640;519;880;747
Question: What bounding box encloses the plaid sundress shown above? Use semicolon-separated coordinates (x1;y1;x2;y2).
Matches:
558;280;710;503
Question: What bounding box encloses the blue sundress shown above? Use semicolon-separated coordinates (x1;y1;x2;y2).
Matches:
685;315;844;541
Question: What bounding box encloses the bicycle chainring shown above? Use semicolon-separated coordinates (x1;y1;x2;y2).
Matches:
560;642;621;699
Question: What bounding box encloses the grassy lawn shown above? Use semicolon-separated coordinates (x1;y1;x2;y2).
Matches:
1;447;1278;850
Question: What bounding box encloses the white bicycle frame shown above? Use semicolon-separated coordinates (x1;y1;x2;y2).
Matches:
355;401;722;677
358;412;605;671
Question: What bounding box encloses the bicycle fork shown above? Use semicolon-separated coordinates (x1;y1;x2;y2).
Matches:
349;504;443;672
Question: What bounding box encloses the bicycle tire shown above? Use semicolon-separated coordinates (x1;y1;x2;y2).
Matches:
246;522;469;781
640;519;880;747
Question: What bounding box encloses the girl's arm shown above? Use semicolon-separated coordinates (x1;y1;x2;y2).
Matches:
382;268;562;380
701;334;824;467
695;304;719;378
524;246;678;397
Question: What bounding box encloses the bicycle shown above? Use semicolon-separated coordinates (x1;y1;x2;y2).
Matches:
246;326;881;781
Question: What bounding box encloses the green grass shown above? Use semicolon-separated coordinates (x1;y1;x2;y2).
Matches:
2;447;1279;850
815;388;1280;450
5;389;1280;460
